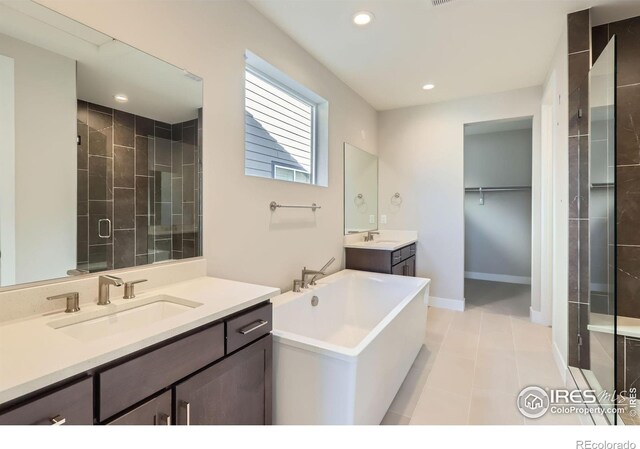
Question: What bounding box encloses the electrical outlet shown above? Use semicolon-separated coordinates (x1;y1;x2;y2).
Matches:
369;215;375;224
380;214;387;224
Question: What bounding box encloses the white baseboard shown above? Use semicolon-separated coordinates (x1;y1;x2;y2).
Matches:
465;271;531;285
428;296;465;312
552;341;567;384
529;307;546;325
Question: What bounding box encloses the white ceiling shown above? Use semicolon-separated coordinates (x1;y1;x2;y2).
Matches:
249;0;640;111
0;0;202;124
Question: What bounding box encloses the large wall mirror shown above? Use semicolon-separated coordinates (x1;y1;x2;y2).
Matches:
0;1;203;288
343;143;378;234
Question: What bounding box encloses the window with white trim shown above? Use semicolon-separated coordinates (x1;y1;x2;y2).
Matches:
244;51;327;186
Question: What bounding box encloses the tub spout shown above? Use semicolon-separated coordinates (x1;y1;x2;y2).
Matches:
307;257;336;287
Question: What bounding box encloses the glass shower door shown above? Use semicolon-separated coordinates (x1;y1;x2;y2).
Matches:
585;36;617;424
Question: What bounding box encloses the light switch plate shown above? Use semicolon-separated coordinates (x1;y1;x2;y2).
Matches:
380;215;387;224
369;215;375;224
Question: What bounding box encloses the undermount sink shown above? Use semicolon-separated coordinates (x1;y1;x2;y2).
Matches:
48;295;203;341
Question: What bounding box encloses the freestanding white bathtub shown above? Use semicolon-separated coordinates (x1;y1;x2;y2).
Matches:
272;269;430;425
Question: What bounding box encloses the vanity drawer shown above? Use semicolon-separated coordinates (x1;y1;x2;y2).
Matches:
226;302;272;354
392;245;414;266
0;377;92;425
98;323;224;421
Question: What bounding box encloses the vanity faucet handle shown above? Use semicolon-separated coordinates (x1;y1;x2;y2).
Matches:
47;292;80;314
123;279;147;299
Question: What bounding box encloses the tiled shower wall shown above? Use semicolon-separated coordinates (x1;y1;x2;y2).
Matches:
77;100;202;272
593;16;640;418
567;9;591;369
593;16;640;320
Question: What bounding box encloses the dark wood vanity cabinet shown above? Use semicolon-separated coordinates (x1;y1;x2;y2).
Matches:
175;335;272;425
346;243;417;277
107;390;172;425
0;301;273;426
0;377;93;425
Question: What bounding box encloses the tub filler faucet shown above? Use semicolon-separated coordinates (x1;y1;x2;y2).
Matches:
300;257;336;289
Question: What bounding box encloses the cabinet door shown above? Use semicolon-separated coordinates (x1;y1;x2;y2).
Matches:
406;256;416;277
0;377;92;425
107;390;172;425
175;335;272;425
391;262;405;275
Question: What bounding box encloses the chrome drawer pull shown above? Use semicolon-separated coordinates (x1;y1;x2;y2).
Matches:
238;319;268;335
156;413;171;426
50;415;66;425
180;401;191;426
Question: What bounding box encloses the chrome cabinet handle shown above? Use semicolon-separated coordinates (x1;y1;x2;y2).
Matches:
180;401;191;426
155;413;171;426
50;415;66;425
238;319;268;335
98;218;112;239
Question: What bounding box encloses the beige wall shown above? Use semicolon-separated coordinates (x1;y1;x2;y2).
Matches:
378;86;542;307
0;33;76;285
40;0;378;292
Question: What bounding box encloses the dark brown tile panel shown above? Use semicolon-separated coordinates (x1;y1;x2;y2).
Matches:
578;220;590;304
114;188;135;230
135;116;154;137
89;243;113;272
77;169;88;216
617;246;640;319
617;84;640;166
626;338;640;392
569;220;579;302
592;24;609;64
114;110;135;148
135;215;150;256
78;122;88;170
114;146;134;188
77;215;88;263
135;136;152;176
617;165;640;246
609;16;640;86
569;52;590;94
88;156;113;201
114;230;135;269
136;176;150;215
569;137;580;218
568;9;591;54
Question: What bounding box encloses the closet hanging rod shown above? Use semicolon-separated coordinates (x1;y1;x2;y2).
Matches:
464;186;532;192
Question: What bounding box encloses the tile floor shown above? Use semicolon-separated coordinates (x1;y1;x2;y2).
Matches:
381;280;582;425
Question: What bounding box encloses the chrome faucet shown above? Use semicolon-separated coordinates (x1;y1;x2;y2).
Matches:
98;275;124;305
300;257;336;288
364;231;380;242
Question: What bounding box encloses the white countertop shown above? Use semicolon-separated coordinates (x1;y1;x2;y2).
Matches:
343;230;418;251
0;276;280;404
587;313;640;339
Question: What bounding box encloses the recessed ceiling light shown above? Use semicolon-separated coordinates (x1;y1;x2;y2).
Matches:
114;94;128;103
422;84;435;90
353;11;374;26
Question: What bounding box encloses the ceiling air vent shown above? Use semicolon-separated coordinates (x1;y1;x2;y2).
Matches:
432;0;454;5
